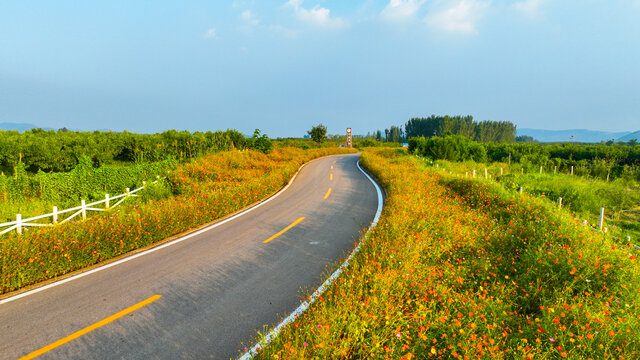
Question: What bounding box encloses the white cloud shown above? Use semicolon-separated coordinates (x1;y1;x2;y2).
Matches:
514;0;545;18
202;28;216;39
380;0;426;23
285;0;348;29
425;0;490;35
241;10;260;26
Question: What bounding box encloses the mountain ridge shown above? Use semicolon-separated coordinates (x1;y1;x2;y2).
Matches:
517;128;637;143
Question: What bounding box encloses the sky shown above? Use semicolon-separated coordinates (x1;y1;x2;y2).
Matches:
1;0;639;137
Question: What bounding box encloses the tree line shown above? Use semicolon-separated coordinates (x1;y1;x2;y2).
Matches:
365;115;517;143
409;135;640;181
0;128;272;174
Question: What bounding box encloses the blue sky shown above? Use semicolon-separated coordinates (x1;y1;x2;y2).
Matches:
1;0;639;137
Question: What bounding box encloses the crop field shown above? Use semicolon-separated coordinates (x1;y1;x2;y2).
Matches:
252;148;640;359
0;146;355;294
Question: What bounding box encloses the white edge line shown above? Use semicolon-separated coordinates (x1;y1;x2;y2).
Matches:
0;155;330;305
237;158;384;360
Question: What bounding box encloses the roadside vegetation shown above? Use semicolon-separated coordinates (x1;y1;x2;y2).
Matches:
0;128;279;221
0;145;355;294
252;148;640;359
417;157;640;244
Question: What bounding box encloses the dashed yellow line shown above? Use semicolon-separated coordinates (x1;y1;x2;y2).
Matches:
263;217;305;244
19;295;162;360
330;173;333;181
323;188;332;199
330;165;334;170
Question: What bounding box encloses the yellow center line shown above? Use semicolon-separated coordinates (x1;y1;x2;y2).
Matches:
19;294;162;360
323;188;332;200
263;217;305;244
330;173;333;181
331;165;334;170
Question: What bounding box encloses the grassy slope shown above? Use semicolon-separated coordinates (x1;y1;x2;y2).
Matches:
434;159;640;243
253;148;640;359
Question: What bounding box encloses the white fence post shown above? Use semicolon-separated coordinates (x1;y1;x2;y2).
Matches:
16;214;22;235
105;194;110;209
540;166;543;174
599;207;604;230
81;200;87;220
521;168;524;175
500;167;503;176
554;166;557;174
126;187;130;196
465;172;468;178
519;187;523;194
472;170;476;178
558;197;562;208
571;166;574;175
53;206;58;224
484;168;488;178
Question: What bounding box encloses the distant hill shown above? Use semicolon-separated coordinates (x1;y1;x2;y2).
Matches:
0;122;53;132
616;131;640;142
517;128;632;143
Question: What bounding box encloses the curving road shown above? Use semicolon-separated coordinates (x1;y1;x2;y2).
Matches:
0;153;380;359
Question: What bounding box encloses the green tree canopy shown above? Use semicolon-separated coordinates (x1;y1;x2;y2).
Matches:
308;124;328;143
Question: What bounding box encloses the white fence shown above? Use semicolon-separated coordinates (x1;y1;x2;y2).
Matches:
0;178;160;236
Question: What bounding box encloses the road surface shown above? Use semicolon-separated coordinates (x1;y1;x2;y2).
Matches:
0;153;380;359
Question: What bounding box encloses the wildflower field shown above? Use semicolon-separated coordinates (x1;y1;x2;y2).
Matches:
253;148;640;359
432;159;640;243
0;146;355;294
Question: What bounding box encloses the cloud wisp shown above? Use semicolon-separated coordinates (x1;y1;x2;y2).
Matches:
241;10;260;26
514;0;546;18
285;0;348;29
380;0;427;23
425;0;490;35
202;28;217;39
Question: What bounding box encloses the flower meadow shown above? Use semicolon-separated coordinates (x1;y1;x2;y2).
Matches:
429;158;640;244
0;146;355;294
252;148;640;359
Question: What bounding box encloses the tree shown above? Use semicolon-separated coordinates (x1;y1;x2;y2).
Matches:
308;124;327;143
516;135;537;143
248;129;272;154
375;130;382;141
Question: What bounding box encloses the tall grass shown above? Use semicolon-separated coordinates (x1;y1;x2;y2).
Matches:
252;148;640;359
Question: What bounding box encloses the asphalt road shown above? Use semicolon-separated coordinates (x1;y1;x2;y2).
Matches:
0;153;380;360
